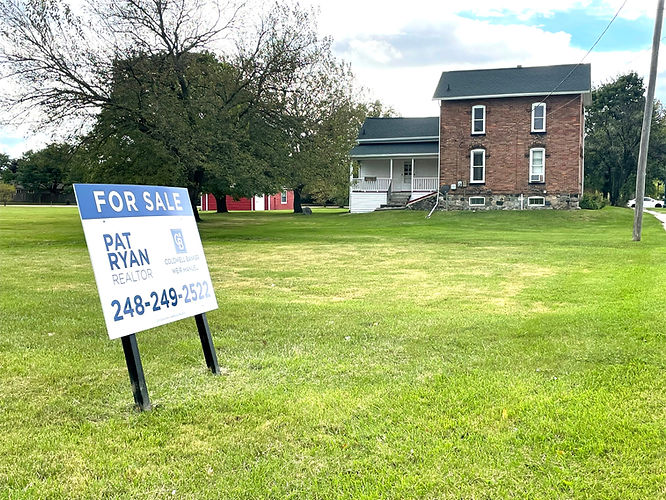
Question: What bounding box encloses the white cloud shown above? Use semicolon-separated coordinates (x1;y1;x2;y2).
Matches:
312;0;657;41
346;39;402;65
319;0;663;116
0;127;51;158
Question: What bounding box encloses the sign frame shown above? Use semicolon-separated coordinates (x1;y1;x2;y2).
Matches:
74;183;221;410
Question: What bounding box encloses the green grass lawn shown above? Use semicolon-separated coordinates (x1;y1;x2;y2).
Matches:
1;206;665;498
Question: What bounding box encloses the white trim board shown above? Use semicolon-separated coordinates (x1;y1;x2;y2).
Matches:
357;136;438;143
351;153;438;159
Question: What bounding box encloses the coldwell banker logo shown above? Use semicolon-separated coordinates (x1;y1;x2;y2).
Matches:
171;229;187;254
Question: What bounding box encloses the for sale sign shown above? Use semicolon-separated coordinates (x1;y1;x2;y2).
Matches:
74;184;218;339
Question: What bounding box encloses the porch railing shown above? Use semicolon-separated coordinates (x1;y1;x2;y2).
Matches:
351;177;391;192
413;177;439;191
351;176;438;192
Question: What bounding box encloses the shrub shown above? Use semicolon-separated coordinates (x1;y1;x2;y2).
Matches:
0;183;15;206
580;191;607;210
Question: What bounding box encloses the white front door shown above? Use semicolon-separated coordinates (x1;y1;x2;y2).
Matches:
401;160;412;191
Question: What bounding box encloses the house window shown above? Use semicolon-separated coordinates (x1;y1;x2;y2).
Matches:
532;102;546;132
403;161;412;177
281;190;287;204
528;196;545;207
529;148;545;183
470;149;485;183
472;105;486;134
469;196;485;207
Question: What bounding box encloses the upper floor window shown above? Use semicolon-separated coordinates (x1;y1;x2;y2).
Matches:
472;105;486;134
470;149;485;183
531;102;546;132
529;148;545;183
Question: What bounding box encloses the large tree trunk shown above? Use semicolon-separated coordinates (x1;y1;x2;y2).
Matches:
189;190;202;222
191;199;201;222
293;186;304;214
214;194;228;213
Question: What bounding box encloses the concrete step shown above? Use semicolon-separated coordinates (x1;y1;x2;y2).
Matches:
375;205;407;211
387;195;410;204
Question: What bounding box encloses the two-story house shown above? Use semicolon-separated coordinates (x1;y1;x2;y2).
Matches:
350;63;592;213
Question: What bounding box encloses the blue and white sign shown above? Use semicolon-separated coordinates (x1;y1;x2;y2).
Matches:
74;184;218;339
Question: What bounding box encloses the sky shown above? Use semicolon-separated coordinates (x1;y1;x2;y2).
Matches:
0;0;662;158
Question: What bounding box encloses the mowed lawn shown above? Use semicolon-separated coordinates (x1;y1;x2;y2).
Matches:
1;206;665;498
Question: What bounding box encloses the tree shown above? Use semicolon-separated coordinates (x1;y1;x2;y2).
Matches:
0;153;15;183
1;0;337;220
272;50;367;213
0;0;244;219
364;99;398;119
0;182;14;205
14;143;73;202
585;73;666;205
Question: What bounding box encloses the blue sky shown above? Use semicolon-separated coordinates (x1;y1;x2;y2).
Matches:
459;9;654;52
0;0;662;158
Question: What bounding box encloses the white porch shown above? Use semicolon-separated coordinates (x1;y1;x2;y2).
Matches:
350;157;439;213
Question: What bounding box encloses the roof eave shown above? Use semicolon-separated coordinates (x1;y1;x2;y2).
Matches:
432;90;591;101
351;153;438;159
356;136;439;143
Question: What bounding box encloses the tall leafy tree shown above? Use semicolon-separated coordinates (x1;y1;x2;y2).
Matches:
585;72;666;205
0;0;243;217
0;153;14;183
0;1;371;215
275;53;366;213
14;143;73;202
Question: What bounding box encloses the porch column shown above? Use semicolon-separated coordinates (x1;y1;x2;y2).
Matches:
389;159;393;191
411;158;415;194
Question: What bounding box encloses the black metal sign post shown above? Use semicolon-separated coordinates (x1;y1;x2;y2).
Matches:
195;313;220;374
121;334;152;411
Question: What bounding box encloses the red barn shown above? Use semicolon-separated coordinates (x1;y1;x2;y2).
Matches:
200;191;294;211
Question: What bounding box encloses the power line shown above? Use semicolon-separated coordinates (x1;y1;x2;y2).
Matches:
544;0;629;114
546;94;584;118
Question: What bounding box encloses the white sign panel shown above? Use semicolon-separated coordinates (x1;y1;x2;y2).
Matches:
74;184;218;339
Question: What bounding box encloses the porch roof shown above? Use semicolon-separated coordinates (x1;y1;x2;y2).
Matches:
350;141;438;158
357;117;439;142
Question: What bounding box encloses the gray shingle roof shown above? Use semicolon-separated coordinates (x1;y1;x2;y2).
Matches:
357;117;438;141
433;64;591;100
350;142;438;158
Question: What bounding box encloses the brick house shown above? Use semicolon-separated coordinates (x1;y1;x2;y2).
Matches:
350;64;592;212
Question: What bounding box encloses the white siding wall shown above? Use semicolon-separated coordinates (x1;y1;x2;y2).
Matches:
360;160;391;178
413;158;438;177
350;192;388;213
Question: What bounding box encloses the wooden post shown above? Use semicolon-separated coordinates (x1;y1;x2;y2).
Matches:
121;334;151;411
195;313;220;374
633;0;664;241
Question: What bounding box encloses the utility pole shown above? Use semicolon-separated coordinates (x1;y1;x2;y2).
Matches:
633;0;664;241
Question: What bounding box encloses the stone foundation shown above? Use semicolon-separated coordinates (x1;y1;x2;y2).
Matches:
408;193;580;211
